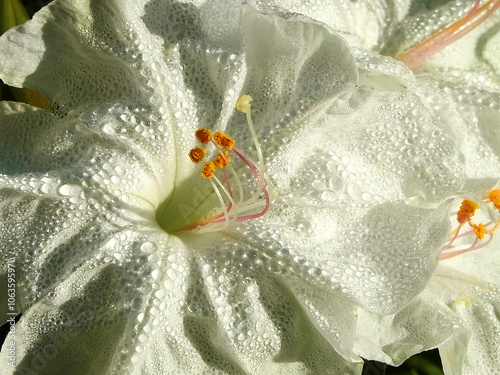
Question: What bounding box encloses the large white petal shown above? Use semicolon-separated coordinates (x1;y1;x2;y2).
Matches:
0;101;168;208
181;234;364;373
0;0;165;110
253;85;465;314
353;290;464;366
253;0;411;50
415;75;500;180
432;262;500;375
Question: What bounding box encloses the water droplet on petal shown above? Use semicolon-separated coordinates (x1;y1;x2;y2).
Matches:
58;184;82;197
140;241;158;254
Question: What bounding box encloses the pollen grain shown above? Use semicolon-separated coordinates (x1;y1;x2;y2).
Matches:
201;161;216;179
213;131;235;150
196;128;212;144
488;189;500;209
214;151;230;169
189;147;207;163
457;199;479;223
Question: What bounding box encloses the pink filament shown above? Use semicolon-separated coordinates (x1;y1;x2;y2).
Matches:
231;148;270;221
212;147;269;223
439;210;496;260
397;0;500;69
222;169;234;212
439;232;493;260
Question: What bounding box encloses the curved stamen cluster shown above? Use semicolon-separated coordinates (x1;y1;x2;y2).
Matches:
440;188;500;260
180;95;270;232
396;0;500;69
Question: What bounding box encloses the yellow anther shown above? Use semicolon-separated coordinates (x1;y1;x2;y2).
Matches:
236;95;253;114
213;131;235;150
457;199;479;224
196;128;212;144
189;147;207;163
213;151;230;169
201;161;216;179
488;189;500;210
473;224;486;240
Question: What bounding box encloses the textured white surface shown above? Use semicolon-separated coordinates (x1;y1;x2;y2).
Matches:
0;0;499;374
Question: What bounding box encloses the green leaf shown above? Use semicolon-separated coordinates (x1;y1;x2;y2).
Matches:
1;0;30;35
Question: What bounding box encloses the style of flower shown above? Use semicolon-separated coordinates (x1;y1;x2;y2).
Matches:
0;1;498;375
269;0;500;373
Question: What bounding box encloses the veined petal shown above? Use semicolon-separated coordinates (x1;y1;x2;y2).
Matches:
257;87;464;314
141;1;358;141
0;0;168;111
230;5;358;137
284;278;361;362
440;293;500;375
415;75;500;179
253;0;404;50
353;290;465;366
0;231;167;374
431;260;500;375
0;184;157;319
178;234;364;373
0;101;172;209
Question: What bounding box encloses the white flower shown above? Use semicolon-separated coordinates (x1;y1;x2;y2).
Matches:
0;0;496;374
266;0;500;373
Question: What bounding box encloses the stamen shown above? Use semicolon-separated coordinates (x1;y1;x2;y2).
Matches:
189;147;207;163
457;199;479;224
201;161;216;179
213;131;236;150
439;188;500;260
209;178;230;230
229;148;270;220
473;223;486;239
213;151;230;169
196;128;212;144
488;188;500;209
209;175;238;231
397;0;500;69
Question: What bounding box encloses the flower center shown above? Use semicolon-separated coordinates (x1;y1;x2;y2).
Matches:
396;0;500;69
439;188;500;260
156;95;270;234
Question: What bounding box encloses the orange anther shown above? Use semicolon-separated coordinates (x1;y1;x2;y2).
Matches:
457;199;479;224
189;147;207;163
201;161;216;179
473;224;487;240
213;131;235;150
213;151;230;169
488;189;500;210
196;128;212;144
